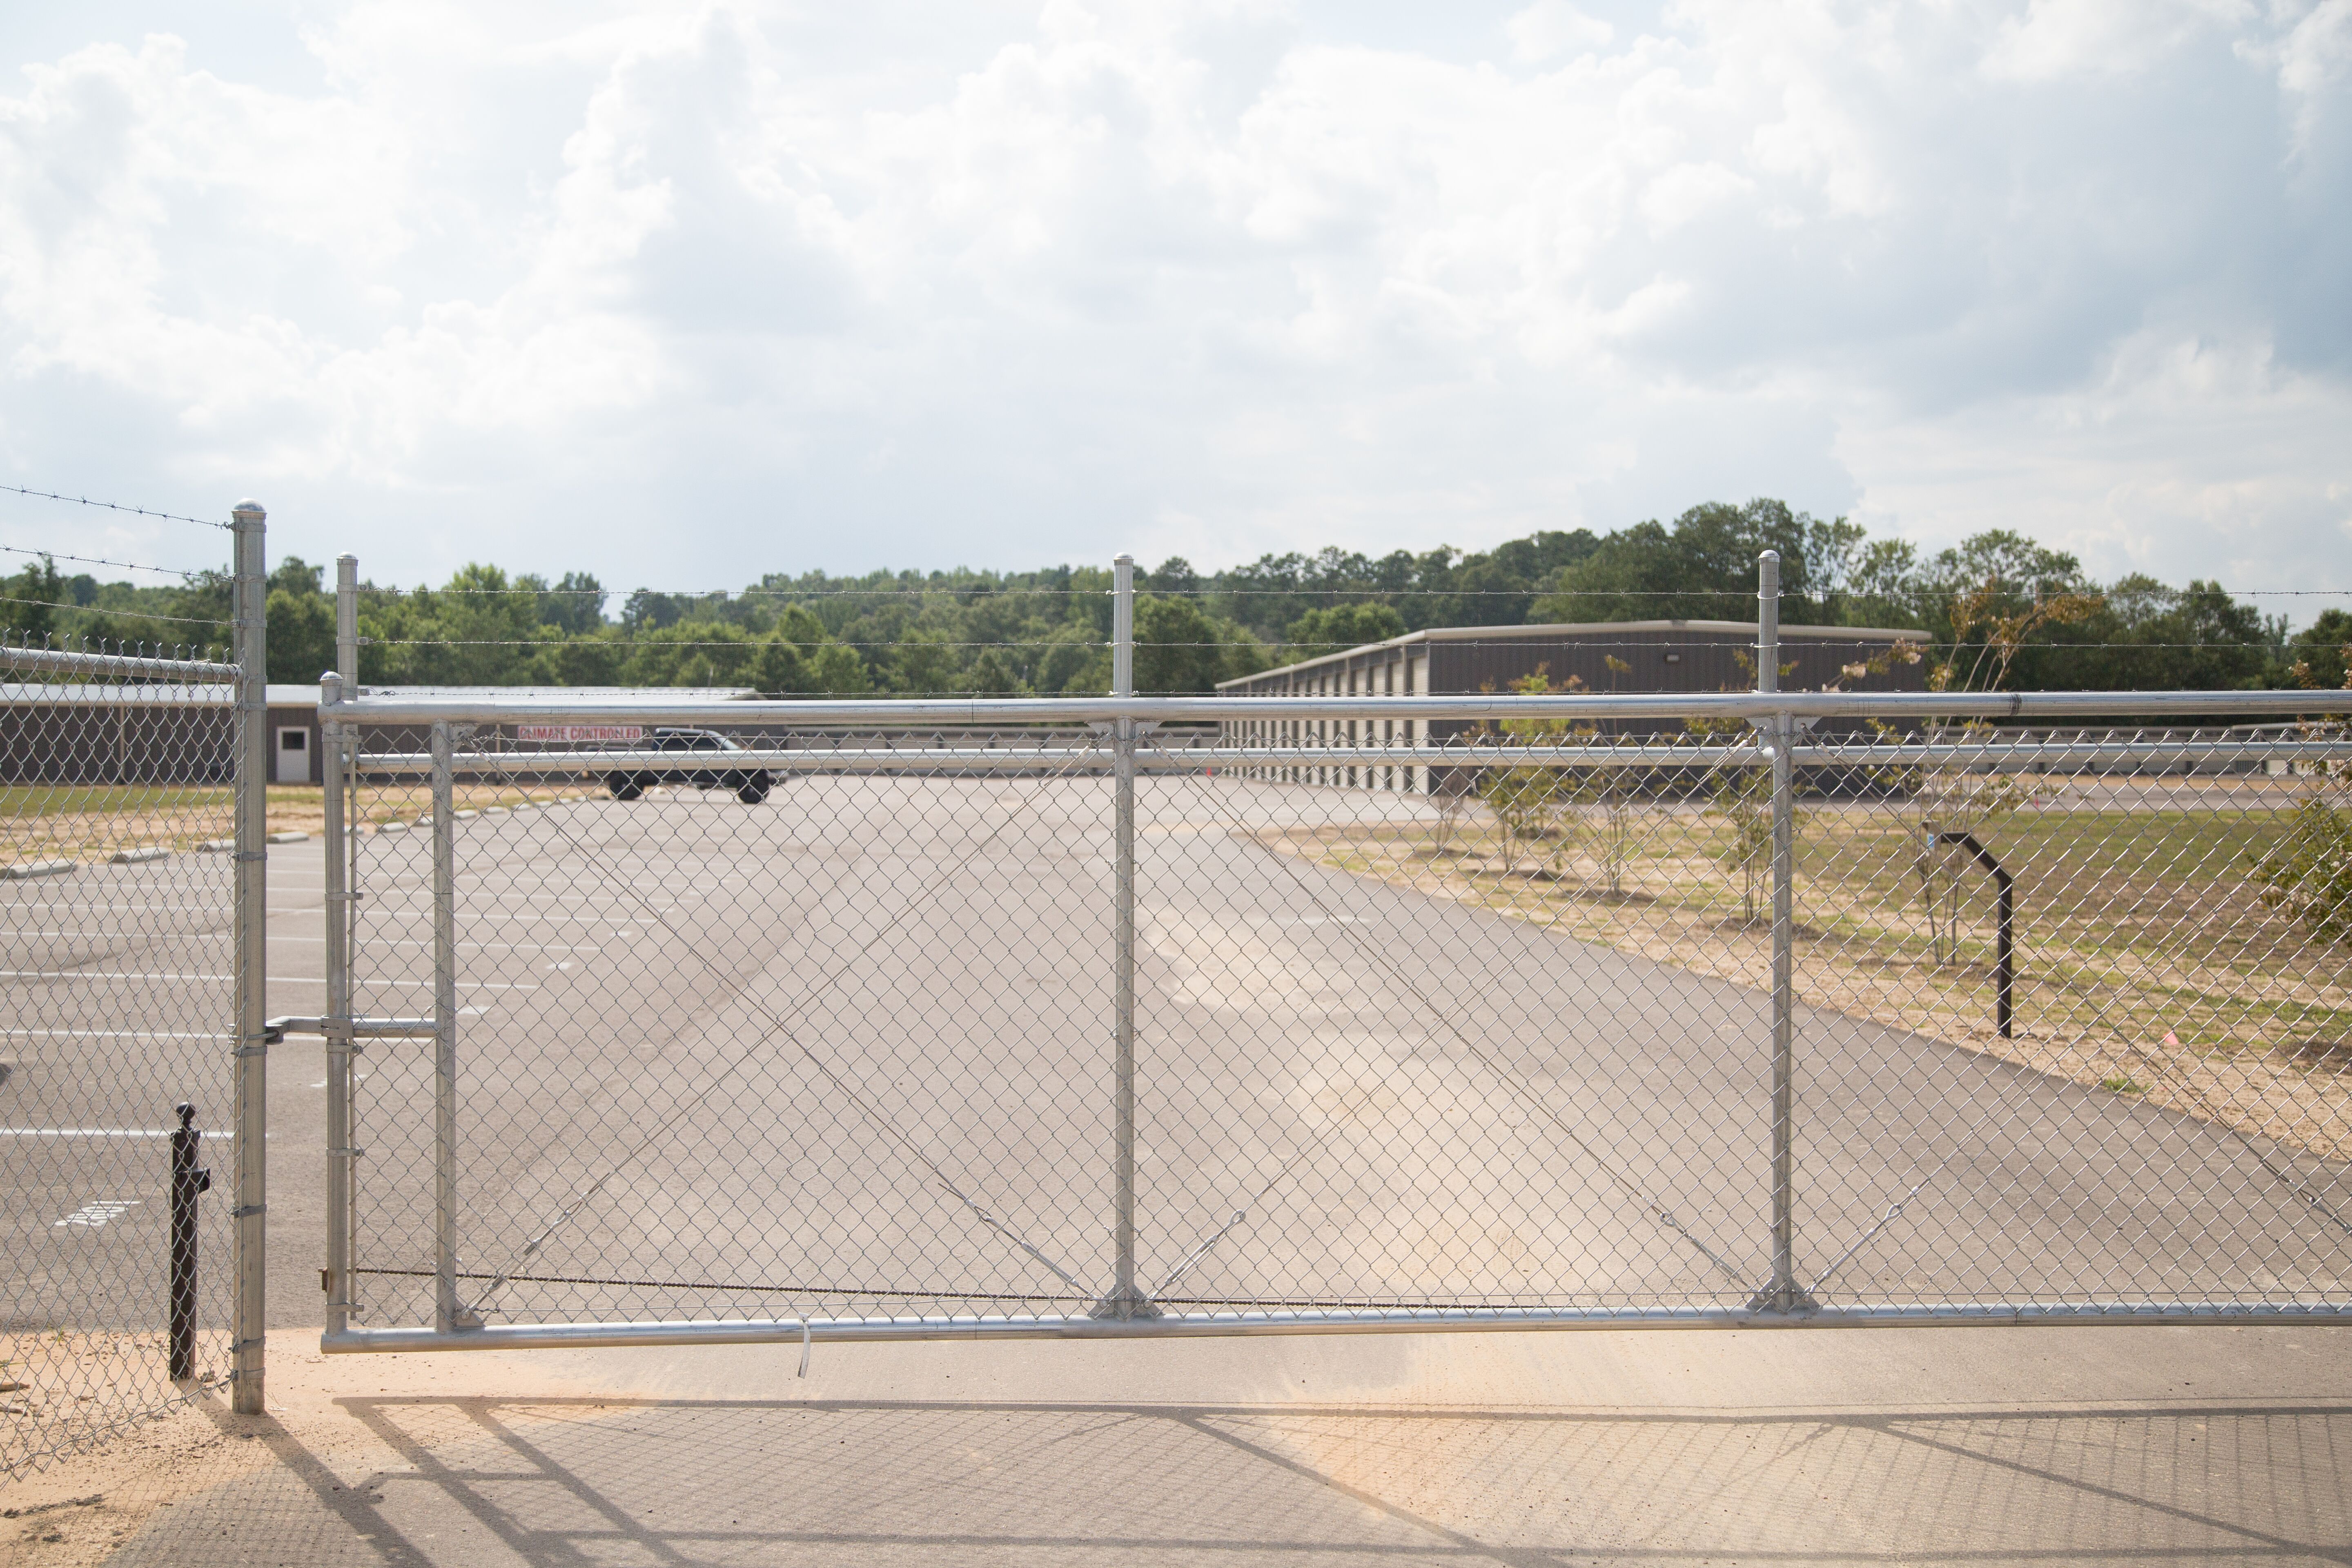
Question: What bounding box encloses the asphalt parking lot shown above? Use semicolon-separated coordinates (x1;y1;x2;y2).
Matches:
10;770;2352;1564
9;768;2350;1343
301;768;2351;1333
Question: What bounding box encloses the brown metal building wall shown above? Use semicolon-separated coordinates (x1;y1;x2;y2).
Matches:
1429;627;1922;700
0;702;237;785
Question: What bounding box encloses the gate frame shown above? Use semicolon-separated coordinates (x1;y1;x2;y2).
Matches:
310;556;2352;1355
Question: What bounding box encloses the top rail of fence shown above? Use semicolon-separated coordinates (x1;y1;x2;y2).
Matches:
325;687;2352;727
1;643;237;683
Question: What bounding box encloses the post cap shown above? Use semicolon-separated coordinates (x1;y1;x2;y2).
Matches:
231;499;266;523
176;1102;196;1128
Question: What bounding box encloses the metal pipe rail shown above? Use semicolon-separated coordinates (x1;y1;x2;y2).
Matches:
325;688;2352;727
2;642;236;682
323;1300;2352;1353
345;737;2352;775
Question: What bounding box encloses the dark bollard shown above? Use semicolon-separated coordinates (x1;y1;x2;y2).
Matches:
168;1102;210;1381
1933;831;2016;1040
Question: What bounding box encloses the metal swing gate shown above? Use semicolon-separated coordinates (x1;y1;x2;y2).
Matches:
314;558;2352;1354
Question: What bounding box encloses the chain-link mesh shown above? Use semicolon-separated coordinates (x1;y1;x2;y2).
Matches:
1;641;240;1475
330;703;2352;1341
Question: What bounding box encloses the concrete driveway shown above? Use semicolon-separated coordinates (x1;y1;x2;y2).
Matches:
33;1321;2351;1567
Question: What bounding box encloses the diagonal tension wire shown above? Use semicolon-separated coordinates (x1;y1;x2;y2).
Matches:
1142;734;1750;1298
450;757;1098;1314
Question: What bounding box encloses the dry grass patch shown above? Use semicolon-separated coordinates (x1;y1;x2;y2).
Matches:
1258;786;2352;1163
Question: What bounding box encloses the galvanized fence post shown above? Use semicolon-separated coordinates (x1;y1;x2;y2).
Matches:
1095;552;1151;1318
430;720;463;1332
322;556;359;1335
229;499;269;1412
1752;549;1812;1314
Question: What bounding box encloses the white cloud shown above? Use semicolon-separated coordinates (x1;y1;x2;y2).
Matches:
0;0;2343;614
1983;0;2252;82
1506;1;1613;65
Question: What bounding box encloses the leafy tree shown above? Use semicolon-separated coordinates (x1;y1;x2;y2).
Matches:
538;572;607;635
3;554;63;640
891;631;959;695
1283;603;1405;662
961;646;1023;697
2283;610;2352;691
1143;557;1201;596
269;557;325;596
1531;500;1850;624
357;563;559;686
1135;594;1224;695
2253;799;2352;947
2069;578;2269;690
266;554;335;684
1469;669;1582;878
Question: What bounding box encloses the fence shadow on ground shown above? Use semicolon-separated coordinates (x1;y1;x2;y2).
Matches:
103;1394;2352;1566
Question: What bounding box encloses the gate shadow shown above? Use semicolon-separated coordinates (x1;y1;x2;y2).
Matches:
107;1394;2352;1566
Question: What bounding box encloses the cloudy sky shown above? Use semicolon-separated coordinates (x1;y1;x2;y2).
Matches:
1;0;2347;608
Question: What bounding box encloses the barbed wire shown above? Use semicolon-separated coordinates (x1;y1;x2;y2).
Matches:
343;635;2310;652
0;541;216;579
345;582;2352;599
0;593;226;626
0;483;229;530
0;628;225;662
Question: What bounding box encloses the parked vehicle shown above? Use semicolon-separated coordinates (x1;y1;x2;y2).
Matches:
606;728;772;804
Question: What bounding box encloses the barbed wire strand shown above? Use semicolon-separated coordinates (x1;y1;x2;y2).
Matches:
349;584;2352;599
0;541;215;579
0;593;226;627
0;483;229;531
343;636;2309;652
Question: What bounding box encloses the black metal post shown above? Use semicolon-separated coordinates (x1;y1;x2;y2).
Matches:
168;1102;210;1381
1934;831;2014;1040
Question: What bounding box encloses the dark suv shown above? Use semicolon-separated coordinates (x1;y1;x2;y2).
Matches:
606;728;772;804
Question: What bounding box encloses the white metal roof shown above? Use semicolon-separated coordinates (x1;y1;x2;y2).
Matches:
4;684;758;708
1218;619;1924;689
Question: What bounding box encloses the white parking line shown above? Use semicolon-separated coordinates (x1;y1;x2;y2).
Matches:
262;937;604;952
0;971;232;981
4;1129;173;1138
0;932;234;939
332;979;542;991
0;907;320;916
1;1029;227;1040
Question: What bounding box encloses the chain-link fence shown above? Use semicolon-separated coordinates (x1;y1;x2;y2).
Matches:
1;499;271;1479
0;637;245;1474
315;581;2352;1350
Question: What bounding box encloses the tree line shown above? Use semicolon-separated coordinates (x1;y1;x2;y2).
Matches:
9;498;2347;694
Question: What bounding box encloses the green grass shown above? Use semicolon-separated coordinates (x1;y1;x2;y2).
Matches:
0;784;319;819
